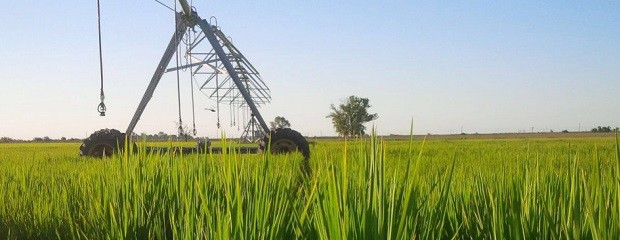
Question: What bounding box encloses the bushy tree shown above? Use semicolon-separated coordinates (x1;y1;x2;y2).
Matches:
327;95;378;137
270;116;291;130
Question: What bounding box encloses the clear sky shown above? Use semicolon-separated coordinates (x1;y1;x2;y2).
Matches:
1;0;619;140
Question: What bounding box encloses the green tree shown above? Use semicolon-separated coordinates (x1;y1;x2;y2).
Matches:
270;116;291;130
327;95;378;137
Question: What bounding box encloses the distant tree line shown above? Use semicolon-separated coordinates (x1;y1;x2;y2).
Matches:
135;132;196;141
0;136;82;143
0;132;198;143
591;126;618;133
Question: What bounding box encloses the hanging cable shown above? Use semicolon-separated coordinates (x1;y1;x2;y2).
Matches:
243;107;248;129
237;107;241;130
229;104;233;127
96;0;106;116
187;30;197;136
215;62;221;128
233;103;237;127
174;0;184;136
230;80;235;127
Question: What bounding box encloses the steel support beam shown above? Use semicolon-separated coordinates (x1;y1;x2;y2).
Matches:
195;19;271;134
125;14;187;136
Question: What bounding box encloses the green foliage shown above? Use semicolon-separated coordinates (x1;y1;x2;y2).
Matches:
1;136;619;239
327;96;378;137
591;126;615;132
270;116;291;130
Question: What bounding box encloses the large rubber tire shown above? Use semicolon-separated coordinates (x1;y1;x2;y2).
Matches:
261;128;310;159
260;128;312;177
79;129;126;157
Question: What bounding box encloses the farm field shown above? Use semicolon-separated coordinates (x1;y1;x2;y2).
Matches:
0;134;619;239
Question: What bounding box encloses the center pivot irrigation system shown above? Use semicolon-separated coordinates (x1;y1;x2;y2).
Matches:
80;0;310;162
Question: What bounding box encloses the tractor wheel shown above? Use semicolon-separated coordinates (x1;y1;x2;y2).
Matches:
260;128;312;176
79;129;127;157
261;128;310;158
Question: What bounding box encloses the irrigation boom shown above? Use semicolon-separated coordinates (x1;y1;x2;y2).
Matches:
127;1;268;135
80;0;310;166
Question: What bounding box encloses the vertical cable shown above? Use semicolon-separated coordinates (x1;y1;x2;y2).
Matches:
215;61;221;128
96;0;106;116
188;30;197;136
237;107;240;130
174;0;183;136
230;104;234;127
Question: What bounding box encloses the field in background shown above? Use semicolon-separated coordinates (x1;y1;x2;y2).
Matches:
311;131;618;141
1;134;619;239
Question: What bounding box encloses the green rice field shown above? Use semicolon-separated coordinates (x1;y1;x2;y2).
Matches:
0;133;619;239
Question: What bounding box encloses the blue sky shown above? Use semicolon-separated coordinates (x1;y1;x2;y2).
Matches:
1;0;618;139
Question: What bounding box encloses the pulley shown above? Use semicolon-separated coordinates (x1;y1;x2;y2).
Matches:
98;92;106;116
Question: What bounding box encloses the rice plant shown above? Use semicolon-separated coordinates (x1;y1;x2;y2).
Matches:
0;133;618;239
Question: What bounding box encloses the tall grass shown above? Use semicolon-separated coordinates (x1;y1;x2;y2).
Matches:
0;134;618;239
